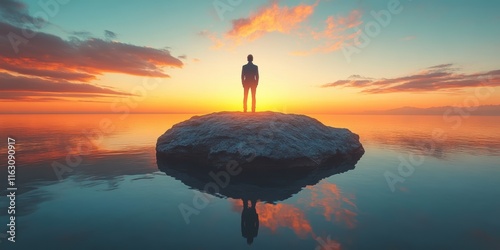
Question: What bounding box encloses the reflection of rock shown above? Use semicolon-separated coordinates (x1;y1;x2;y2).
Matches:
156;112;364;169
156;152;362;203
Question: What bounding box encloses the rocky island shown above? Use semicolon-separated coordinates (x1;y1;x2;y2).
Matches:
156;112;364;171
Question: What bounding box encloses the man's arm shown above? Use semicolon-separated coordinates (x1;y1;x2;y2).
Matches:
241;65;245;84
255;66;259;84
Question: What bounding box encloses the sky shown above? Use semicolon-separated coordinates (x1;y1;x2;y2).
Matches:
0;0;499;114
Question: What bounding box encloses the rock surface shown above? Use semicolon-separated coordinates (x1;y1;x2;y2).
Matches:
156;111;364;170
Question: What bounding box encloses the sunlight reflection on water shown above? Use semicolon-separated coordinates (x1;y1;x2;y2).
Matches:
0;114;498;249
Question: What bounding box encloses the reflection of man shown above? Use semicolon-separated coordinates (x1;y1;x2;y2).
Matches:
241;54;259;113
241;199;259;245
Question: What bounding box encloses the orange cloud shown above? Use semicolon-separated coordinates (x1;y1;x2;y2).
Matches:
256;202;313;238
294;10;363;55
0;57;96;82
198;30;225;49
203;1;364;55
231;199;313;238
202;1;317;48
227;1;316;42
304;182;358;229
317;9;363;36
0;72;130;101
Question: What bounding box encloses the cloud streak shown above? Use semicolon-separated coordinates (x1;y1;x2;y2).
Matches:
322;64;500;93
0;72;131;101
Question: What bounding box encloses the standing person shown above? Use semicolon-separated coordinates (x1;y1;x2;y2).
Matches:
241;54;259;112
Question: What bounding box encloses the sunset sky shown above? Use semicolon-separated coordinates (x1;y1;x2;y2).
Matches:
1;0;499;114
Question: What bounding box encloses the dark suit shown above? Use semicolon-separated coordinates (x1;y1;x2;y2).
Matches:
241;62;259;112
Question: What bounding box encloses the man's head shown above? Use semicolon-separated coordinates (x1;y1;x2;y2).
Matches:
247;54;253;62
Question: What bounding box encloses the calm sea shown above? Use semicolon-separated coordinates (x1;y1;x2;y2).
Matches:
0;114;499;250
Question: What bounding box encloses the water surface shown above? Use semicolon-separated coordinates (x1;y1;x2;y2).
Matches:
0;114;499;249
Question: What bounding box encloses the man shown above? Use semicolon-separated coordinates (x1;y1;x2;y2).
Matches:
241;54;259;112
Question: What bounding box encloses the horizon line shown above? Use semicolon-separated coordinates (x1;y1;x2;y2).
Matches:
1;112;499;116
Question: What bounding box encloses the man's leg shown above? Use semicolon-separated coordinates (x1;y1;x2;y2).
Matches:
250;84;257;112
243;84;249;112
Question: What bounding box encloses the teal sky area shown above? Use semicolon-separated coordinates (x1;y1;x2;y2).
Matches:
2;0;499;113
28;0;499;74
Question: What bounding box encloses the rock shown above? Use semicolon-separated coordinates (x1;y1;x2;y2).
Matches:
156;111;364;170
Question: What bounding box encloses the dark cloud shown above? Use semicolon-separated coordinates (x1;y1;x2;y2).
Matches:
0;0;37;26
0;0;184;102
348;74;373;80
72;31;93;38
322;64;500;93
322;74;373;88
104;30;117;40
0;22;183;78
428;63;453;69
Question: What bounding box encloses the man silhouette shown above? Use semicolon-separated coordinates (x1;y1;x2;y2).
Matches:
241;54;259;112
241;199;259;245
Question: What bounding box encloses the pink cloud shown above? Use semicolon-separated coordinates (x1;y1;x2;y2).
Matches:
0;1;184;103
0;22;183;79
294;9;363;55
322;64;500;93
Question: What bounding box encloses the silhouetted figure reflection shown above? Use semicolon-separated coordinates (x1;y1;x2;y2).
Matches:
241;54;259;113
241;199;259;245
